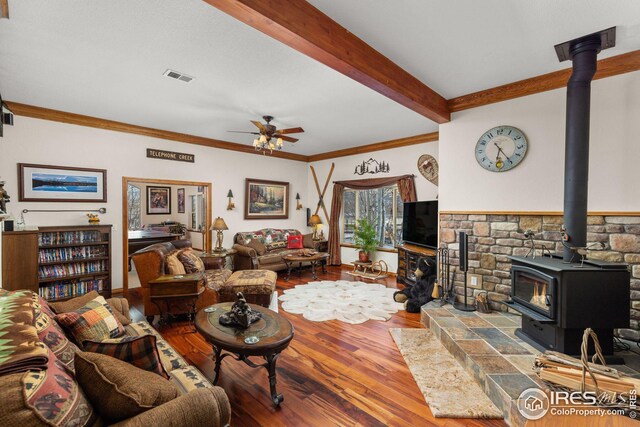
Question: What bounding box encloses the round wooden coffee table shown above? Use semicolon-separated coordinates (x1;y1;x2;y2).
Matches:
195;303;294;406
282;251;330;281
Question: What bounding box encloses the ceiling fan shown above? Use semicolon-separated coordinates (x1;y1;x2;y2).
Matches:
228;115;304;152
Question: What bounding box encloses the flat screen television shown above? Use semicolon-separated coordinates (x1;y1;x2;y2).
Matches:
402;200;438;249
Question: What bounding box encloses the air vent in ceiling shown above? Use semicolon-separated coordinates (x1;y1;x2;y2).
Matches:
163;69;194;83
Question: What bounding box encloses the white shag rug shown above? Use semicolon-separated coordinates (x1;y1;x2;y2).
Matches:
278;280;404;324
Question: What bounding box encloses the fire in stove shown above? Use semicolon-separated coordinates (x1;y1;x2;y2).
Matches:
529;281;547;309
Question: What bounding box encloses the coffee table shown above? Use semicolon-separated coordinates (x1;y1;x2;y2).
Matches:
195;303;294;406
281;251;330;281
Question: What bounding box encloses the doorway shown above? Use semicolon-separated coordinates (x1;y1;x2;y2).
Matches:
121;177;212;294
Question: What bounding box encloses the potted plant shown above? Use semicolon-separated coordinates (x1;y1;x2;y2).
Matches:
354;218;378;263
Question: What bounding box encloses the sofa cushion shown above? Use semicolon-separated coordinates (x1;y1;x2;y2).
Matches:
287;234;304;249
265;241;287;251
56;296;125;345
83;334;168;378
74;351;179;423
303;233;315;249
236;228;301;246
21;348;98;426
49;290;131;326
166;252;187;275
178;248;205;273
168;366;213;395
245;239;267;255
125;321;189;373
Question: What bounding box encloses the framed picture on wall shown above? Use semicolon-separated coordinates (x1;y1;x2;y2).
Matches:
18;163;107;202
244;178;289;220
177;188;185;213
147;186;171;215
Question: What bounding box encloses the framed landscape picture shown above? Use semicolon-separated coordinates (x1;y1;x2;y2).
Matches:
177;188;185;213
18;163;107;202
245;178;289;219
147;186;171;215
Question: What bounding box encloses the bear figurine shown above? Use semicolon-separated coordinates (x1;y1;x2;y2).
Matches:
394;257;437;313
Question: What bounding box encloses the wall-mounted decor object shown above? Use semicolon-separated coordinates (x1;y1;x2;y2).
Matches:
147;186;171;215
309;162;335;225
18;163;107;202
417;154;439;186
245;178;289;220
177;188;185;213
354;158;390;175
146;148;194;163
1;93;15;138
475;125;528;172
295;193;302;210
226;190;235;210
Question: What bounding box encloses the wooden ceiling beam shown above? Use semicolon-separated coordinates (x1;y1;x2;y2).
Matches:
202;0;450;123
6;102;310;162
448;49;640;112
307;132;438;162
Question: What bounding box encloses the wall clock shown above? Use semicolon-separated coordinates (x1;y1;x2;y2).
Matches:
475;125;528;172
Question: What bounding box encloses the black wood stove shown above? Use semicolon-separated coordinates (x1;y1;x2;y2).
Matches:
506;255;629;355
504;28;631;357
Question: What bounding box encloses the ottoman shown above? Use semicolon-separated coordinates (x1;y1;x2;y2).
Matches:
219;270;277;307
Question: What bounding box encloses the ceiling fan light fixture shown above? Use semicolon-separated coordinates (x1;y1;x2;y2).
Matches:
277;137;283;147
259;134;267;143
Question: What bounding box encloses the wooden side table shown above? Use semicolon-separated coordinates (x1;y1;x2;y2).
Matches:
198;248;237;271
281;252;330;281
148;272;205;328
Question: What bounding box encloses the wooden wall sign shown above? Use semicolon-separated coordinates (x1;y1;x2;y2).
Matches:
146;148;194;163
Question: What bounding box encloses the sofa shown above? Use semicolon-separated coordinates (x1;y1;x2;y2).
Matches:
232;228;326;272
0;289;230;427
131;240;232;319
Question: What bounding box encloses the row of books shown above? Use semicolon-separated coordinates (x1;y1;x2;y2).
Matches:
39;231;104;246
39;246;107;263
39;279;105;300
39;260;109;279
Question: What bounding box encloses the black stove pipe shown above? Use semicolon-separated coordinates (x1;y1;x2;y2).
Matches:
562;37;601;262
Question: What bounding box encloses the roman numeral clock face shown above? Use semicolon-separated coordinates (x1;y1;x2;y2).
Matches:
475;126;528;172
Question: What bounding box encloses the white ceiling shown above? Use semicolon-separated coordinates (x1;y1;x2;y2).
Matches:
1;1;639;156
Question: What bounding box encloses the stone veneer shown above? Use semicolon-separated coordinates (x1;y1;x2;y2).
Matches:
439;213;640;340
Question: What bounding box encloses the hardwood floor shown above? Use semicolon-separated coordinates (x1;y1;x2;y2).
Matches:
127;267;507;427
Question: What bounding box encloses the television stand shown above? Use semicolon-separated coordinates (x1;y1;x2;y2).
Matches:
397;243;436;286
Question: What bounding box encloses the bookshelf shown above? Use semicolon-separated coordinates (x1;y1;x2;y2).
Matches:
2;225;112;302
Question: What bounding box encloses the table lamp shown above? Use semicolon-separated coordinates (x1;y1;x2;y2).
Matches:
309;214;322;240
211;217;228;252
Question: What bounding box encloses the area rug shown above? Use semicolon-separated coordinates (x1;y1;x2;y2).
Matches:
278;280;404;324
389;328;503;419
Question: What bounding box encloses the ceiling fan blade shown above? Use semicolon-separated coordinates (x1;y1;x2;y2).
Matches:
277;135;298;143
275;127;304;135
227;131;260;134
251;120;266;132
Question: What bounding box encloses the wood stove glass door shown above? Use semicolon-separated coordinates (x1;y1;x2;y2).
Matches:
512;266;556;319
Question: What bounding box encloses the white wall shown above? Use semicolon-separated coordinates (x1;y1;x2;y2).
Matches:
308;142;439;271
439;71;640;212
0;117;309;290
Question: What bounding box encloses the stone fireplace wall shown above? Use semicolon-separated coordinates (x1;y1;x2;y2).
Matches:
439;213;640;340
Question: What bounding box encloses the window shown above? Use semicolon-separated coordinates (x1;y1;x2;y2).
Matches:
127;184;141;230
342;185;403;249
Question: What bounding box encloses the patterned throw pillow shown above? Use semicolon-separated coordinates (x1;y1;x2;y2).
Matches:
178;249;205;273
266;241;287;251
166;252;186;275
287;234;304;249
56;296;125;345
22;348;98;426
83;334;168;378
33;300;81;372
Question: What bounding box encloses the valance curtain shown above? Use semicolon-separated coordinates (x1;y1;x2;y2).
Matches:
327;174;416;265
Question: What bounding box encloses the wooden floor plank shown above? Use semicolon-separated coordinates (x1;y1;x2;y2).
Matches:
127;266;507;427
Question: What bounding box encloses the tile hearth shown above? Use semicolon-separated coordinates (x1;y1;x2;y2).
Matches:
421;301;541;426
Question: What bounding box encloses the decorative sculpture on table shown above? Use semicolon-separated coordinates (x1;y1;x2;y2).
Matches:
219;292;261;328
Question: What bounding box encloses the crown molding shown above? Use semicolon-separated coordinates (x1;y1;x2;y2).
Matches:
448;49;640;112
307;132;438;162
5;102;310;162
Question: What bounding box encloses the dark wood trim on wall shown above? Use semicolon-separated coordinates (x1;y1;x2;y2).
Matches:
440;210;640;216
5;102;309;162
307;132;439;162
448;50;640;112
202;0;450;123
